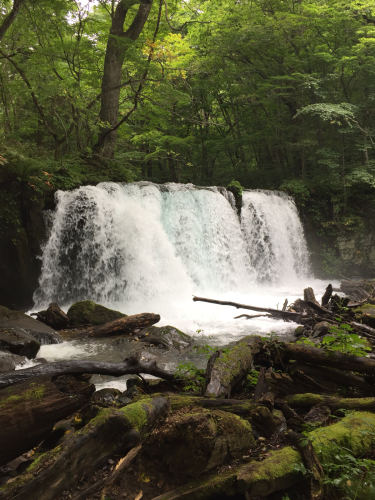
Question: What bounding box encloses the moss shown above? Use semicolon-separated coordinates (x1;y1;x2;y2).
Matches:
24;384;46;403
212;339;253;387
237;447;302;495
120;398;152;431
0;383;46;409
286;393;325;407
67;300;126;327
311;411;375;461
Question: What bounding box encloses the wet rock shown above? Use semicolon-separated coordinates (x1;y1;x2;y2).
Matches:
0;327;40;358
144;407;255;478
31;303;69;330
312;321;331;338
0;305;62;345
67;300;127;327
294;326;304;337
138;325;191;352
0;350;26;372
93;387;121;405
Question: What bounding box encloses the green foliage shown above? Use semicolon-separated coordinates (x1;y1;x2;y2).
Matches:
280;179;310;206
175;361;206;393
321;443;375;499
227;179;244;196
322;322;371;357
296;337;316;347
244;370;259;391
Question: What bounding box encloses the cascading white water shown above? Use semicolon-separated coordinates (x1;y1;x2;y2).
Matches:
241;190;310;282
34;181;319;349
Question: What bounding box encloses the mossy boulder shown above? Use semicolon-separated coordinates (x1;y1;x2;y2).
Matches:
66;300;127;327
354;303;375;328
139;325;191;352
144;406;255;478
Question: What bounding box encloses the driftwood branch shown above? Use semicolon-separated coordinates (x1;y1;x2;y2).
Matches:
0;357;174;389
193;296;302;321
71;313;160;340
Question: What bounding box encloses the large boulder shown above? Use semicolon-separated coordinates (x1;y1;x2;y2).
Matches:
354;303;375;329
0;305;62;345
138;325;191;352
66;300;127;327
0;327;40;358
144;406;255;478
0;350;26;372
31;303;69;330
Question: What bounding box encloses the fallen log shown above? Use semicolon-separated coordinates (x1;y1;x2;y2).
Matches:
288;363;374;392
0;396;170;500
0;374;94;466
281;343;375;375
70;312;161;339
205;336;262;398
286;393;375;413
265;370;335;396
71;445;142;500
0;356;175;389
192;296;302;321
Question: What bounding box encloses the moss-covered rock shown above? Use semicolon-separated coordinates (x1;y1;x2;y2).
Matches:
139;325;191;351
144;406;255;478
354;303;375;328
66;300;126;327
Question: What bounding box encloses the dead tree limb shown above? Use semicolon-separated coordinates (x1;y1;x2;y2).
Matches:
71;313;160;340
0;356;175;389
193;296;302;321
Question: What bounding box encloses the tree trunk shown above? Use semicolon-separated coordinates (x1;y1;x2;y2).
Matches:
94;0;153;158
205;336;261;398
0;0;25;42
0;374;94;466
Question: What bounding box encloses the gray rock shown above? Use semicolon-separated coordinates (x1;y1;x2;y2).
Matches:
67;300;126;327
0;350;26;372
0;327;40;358
93;387;121;404
138;325;191;352
0;305;63;345
313;321;331;338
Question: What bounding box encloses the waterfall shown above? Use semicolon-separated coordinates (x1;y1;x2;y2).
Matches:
33;182;310;313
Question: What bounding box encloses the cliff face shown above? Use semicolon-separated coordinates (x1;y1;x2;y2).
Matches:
0;194;46;311
337;233;375;275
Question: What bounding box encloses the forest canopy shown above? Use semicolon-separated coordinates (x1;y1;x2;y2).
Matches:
1;0;375;272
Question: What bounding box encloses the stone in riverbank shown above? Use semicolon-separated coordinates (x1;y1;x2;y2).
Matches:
0;350;26;372
0;305;62;345
66;300;127;327
138;325;191;352
0;327;40;359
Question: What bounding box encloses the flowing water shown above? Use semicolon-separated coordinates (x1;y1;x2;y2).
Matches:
32;182;331;384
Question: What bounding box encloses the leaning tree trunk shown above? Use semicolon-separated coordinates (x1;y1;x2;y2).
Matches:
94;0;153;158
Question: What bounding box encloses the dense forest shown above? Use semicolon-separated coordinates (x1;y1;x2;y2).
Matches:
1;0;375;277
